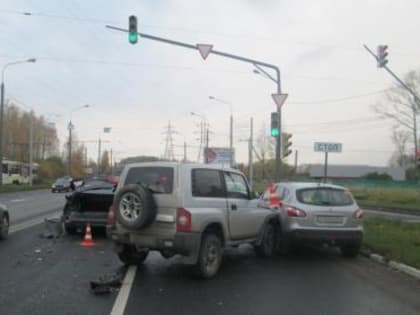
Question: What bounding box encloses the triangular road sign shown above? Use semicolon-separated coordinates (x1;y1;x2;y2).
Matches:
272;93;288;107
197;44;213;60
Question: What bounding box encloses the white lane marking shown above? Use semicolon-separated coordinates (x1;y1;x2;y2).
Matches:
10;199;25;203
110;265;137;315
9;211;62;234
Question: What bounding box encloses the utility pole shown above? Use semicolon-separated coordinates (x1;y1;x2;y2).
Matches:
183;142;187;162
29;112;33;186
163;121;176;161
248;117;254;190
110;148;113;175
205;126;210;164
68;122;73;176
294;149;298;176
97;138;102;174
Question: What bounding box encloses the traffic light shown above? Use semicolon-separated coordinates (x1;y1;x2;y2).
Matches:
282;133;293;158
377;45;388;68
128;15;138;44
270;112;280;137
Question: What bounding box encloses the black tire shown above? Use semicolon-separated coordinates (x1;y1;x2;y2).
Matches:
0;215;9;240
117;244;149;265
64;223;77;235
340;242;361;258
255;223;276;258
194;233;223;279
114;184;157;230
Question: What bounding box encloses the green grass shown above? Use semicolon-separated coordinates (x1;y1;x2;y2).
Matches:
363;218;420;269
0;182;51;193
351;187;420;212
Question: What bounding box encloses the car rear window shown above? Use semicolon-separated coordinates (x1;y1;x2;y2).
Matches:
124;167;174;194
296;188;354;206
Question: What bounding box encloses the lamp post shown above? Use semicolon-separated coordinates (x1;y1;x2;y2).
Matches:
191;112;208;163
208;96;234;167
68;104;89;176
0;58;36;186
97;127;112;174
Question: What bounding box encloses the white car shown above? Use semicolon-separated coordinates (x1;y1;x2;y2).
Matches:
260;182;364;257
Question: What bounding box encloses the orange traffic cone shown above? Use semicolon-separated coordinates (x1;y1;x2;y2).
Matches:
268;182;281;208
80;223;95;247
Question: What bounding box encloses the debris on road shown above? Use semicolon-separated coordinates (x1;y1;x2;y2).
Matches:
41;217;63;239
90;266;127;295
34;249;41;254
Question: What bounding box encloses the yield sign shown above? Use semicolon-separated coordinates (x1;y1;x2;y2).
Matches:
272;93;288;107
197;44;213;60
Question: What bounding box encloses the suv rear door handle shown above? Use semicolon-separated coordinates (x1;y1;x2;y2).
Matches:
231;204;237;211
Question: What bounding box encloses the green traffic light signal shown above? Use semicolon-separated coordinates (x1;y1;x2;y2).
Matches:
270;112;280;138
128;15;138;44
271;128;280;137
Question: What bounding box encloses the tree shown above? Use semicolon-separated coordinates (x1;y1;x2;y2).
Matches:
363;172;392;180
373;70;420;165
38;156;66;179
388;128;412;168
254;124;275;180
99;150;110;174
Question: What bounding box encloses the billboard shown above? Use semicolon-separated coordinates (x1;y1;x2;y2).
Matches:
204;147;235;166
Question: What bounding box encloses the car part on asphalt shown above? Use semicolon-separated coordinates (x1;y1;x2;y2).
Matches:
90;266;127;295
42;217;63;239
114;184;157;230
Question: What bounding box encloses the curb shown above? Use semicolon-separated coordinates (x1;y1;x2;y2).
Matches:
360;250;420;280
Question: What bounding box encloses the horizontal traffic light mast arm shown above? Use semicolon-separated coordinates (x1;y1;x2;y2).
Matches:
363;44;420;104
106;24;281;93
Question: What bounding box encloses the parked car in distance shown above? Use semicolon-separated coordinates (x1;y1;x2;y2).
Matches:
0;204;10;240
62;176;115;234
51;176;72;193
110;162;279;279
260;182;364;257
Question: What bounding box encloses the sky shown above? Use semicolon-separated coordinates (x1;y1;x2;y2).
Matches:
1;0;420;167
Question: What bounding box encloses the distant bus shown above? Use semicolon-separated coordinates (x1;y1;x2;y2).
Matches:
2;159;38;185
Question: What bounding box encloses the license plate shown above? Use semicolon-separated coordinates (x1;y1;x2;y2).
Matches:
317;216;344;224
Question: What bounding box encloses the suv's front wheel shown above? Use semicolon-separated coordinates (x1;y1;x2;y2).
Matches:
117;244;149;265
195;233;223;279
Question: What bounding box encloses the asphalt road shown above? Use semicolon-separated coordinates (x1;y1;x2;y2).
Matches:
2;223;420;315
0;189;65;230
363;208;420;222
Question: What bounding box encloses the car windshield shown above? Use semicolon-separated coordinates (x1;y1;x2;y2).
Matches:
124;167;174;194
296;188;354;206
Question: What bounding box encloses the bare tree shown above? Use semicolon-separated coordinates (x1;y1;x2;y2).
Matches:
388;128;412;167
254;124;274;180
373;70;420;165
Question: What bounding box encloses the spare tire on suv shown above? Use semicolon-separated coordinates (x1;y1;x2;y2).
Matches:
114;184;157;230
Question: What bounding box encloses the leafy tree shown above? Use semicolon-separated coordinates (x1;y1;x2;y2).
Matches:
38;156;65;179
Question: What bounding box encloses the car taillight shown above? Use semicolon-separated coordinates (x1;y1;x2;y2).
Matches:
353;208;364;219
284;205;306;217
176;208;191;232
107;205;116;225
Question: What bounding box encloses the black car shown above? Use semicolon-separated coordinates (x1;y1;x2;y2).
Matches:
62;177;115;234
51;177;72;193
0;204;9;240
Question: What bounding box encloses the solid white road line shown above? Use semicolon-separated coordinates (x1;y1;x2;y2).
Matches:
9;211;62;234
110;265;137;315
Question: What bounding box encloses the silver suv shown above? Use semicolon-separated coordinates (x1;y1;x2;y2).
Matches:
110;162;279;278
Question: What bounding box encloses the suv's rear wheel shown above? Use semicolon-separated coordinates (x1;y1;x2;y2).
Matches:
117;244;149;265
340;242;361;258
114;184;157;230
195;233;222;279
0;215;9;240
255;223;276;257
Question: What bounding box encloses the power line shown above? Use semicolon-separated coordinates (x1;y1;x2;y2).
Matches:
289;89;389;105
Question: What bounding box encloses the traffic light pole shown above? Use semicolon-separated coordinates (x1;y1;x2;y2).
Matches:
106;24;283;181
364;44;420;173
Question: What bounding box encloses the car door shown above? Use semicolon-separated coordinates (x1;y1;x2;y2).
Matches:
224;172;262;239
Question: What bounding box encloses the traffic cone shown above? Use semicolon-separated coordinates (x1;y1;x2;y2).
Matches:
80;223;95;247
268;182;281;208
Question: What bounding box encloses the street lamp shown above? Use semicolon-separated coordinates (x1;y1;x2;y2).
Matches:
209;96;234;167
68;104;90;176
191;112;209;163
0;58;36;186
97;127;112;174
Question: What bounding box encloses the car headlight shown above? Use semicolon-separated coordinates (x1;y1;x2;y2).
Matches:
52;184;56;188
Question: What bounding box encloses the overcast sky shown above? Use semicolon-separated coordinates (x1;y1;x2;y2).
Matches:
1;0;420;166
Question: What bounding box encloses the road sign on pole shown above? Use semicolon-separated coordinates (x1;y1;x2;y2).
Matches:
197;44;213;60
271;93;288;108
314;142;342;183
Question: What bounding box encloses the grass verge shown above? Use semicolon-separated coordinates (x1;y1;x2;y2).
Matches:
351;187;420;212
363;218;420;269
0;183;51;193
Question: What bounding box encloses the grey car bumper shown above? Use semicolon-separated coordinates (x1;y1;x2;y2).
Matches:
287;229;363;244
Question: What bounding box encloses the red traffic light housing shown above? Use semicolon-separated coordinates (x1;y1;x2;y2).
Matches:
377;45;388;68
